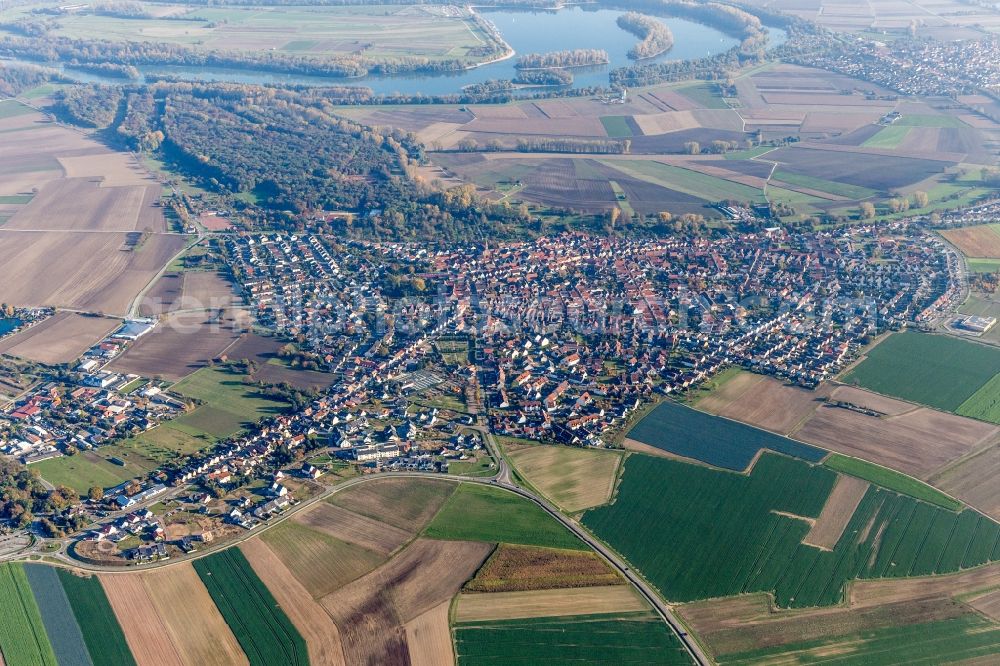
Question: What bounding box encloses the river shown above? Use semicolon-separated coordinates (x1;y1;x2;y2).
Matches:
9;7;786;95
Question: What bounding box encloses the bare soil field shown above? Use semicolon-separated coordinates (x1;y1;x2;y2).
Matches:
293;502;412;556
0;312;118;364
0;229;187;315
930;442;1000;522
225;333;337;391
632;110;700;135
793;403;999;479
144;565;249;666
681;594;971;659
240;539;347;666
850;562;1000;607
804;475;870;550
697;372;830;435
942;225;1000;259
505;443;621;512
100;573;186;666
464;543;621;592
3;178;161;232
58;152;159;188
969;589;1000;622
139;273;183;315
404;602;453;666
454;585;647;622
109;311;244;381
827;385;916;416
178;271;237;309
765;146;951;190
326;477;456;531
319;539;491;665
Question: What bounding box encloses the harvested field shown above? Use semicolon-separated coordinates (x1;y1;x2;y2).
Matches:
319;539;491;665
58;153;160;188
138;273;182;316
504;442;621;512
239;539;346;666
143;565;248;666
851;562;1000;607
697;372;829;435
680;593;978;662
931;442;1000;522
0;230;187;315
765;146;951;191
403;602;453;666
109;311;244;382
794;403;998;479
464;544;621;592
261;521;385;599
327;477;455;532
632;110;700;135
3;178;163;233
827;385;915;416
100;574;184;666
803;475;870;549
225;333;335;391
293;502;411;556
0;312;118;365
454;585;647;622
942;224;1000;259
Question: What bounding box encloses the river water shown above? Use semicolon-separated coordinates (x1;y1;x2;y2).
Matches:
10;7;786;95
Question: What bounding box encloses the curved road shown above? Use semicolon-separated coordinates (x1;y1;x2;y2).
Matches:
34;442;707;664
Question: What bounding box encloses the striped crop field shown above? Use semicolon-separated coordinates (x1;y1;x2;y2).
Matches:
0;563;57;666
23;565;92;666
583;454;1000;607
193;549;308;666
57;569;135;666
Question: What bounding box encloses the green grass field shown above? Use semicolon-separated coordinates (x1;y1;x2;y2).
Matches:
862;126;912;149
717;612;1000;665
583;453;1000;607
32;453;135;494
896;114;967;128
423;483;585;550
600;116;633;138
824;454;961;511
772;170;879;199
0;564;57;666
0;194;33;204
0;100;35;119
841;332;1000;412
957;372;1000;425
676;81;729;109
605;160;765;203
171;367;289;439
57;569;136;666
6;2;490;60
193;549;308;666
967;258;1000;273
454;612;693;665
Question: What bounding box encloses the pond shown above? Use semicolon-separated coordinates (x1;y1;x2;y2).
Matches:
11;7;786;95
0;319;21;336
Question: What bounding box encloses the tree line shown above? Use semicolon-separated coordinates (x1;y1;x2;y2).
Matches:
516;49;609;70
617;12;674;60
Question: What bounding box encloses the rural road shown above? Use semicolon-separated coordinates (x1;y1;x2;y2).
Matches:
35;458;707;664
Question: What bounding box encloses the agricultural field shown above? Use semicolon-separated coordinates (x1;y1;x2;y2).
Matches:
225;333;336;390
453;612;693;665
259;520;386;598
0;312;120;365
327;476;456;531
23;564;93;666
502;440;622;513
109;311;245;382
582;453;1000;607
454;586;647;622
841;331;1000;414
55;570;135;666
862;125;912;149
0;2;495;61
463;543;622;592
193;549;308;666
931;441;1000;522
942;224;1000;259
824;454;962;511
625;400;826;471
802;474;870;550
0;102;185;317
238;539;347;666
293;502;412;556
423;483;585;550
696;371;831;435
0;563;57;666
169;366;291;439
